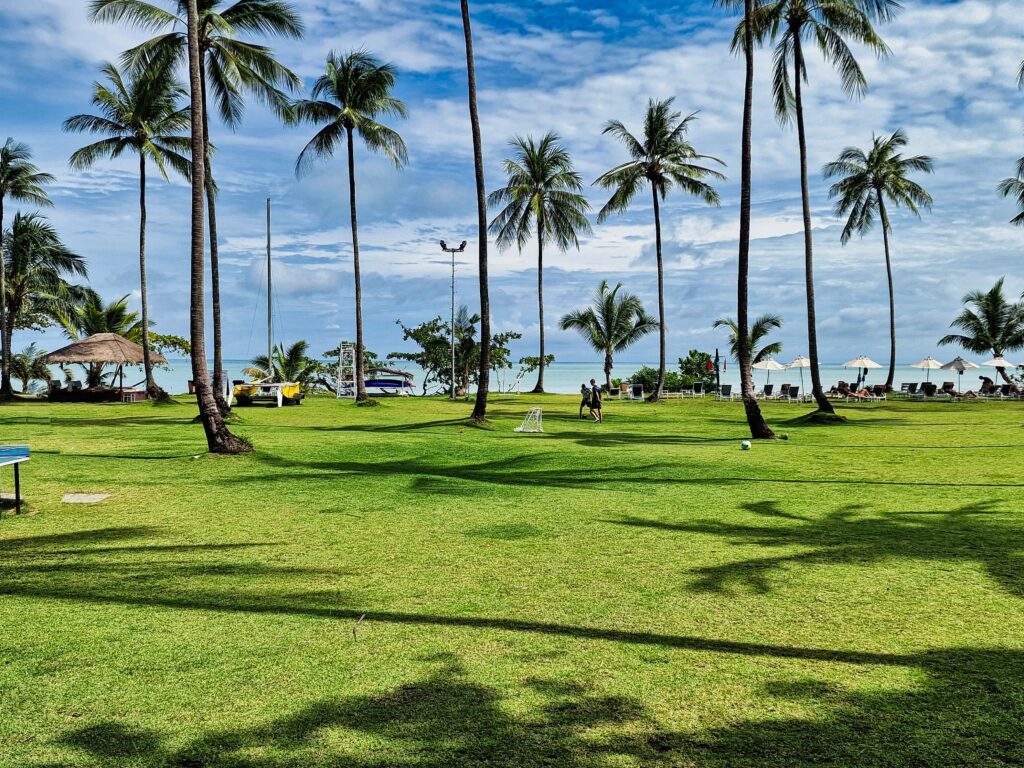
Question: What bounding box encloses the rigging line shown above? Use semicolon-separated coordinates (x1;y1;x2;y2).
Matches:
246;254;266;361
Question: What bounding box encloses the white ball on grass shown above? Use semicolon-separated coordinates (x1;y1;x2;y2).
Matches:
741;440;752;451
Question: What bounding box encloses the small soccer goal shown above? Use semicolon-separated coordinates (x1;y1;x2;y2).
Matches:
514;407;543;433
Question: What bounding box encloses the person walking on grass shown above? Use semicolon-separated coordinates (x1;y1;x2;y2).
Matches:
589;378;603;423
579;383;591;420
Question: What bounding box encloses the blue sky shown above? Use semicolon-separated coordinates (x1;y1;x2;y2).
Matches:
1;0;1022;367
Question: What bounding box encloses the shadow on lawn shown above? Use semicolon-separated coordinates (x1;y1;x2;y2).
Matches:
5;528;1024;765
39;649;1024;767
608;500;1024;597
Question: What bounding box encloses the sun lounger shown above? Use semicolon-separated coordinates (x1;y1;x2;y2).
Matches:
786;386;802;402
630;383;644;400
715;384;734;401
758;384;774;399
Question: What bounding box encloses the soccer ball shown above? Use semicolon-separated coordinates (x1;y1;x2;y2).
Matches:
741;440;752;450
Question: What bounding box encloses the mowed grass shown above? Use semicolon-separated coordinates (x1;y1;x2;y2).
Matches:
1;393;1023;767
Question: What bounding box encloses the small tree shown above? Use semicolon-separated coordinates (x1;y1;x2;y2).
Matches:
678;349;717;389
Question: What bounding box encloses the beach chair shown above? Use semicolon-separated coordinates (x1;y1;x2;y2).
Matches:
777;383;790;401
906;382;920;398
786;386;802;402
715;384;734;401
630;383;644;400
758;384;774;400
691;382;705;398
618;382;629;400
869;384;887;401
70;381;83;392
48;380;62;394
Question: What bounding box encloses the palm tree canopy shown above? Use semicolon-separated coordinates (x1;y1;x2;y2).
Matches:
742;0;899;122
714;314;784;363
997;157;1024;227
56;291;144;342
487;132;592;251
291;49;408;176
594;99;725;222
11;342;51;391
559;280;659;355
0;138;55;207
63;61;192;181
89;0;303;126
938;278;1024;356
245;340;318;384
823;128;933;243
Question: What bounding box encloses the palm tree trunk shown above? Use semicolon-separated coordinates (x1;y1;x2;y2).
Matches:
461;0;490;423
604;351;613;392
792;34;835;416
650;185;666;402
532;233;545;393
185;0;249;454
737;0;774;439
198;57;227;413
138;153;163;400
346;126;368;403
878;192;896;391
0;196;10;398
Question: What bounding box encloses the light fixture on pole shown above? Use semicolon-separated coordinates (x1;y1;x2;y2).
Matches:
440;240;467;399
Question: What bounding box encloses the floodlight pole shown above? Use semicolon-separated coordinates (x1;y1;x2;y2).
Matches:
440;240;468;399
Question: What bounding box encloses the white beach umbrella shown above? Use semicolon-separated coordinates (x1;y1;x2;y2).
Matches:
940;356;979;391
982;356;1017;369
910;355;943;383
786;355;811;390
752;358;786;383
843;356;882;387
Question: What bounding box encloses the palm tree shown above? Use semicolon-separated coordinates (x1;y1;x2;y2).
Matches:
64;61;191;401
748;0;898;414
595;99;725;401
182;0;248;453
11;343;50;394
488;133;591;393
244;340;317;386
998;59;1024;227
89;0;303;407
0;138;54;397
290;50;407;404
939;278;1024;383
56;291;145;387
559;280;659;391
824;129;933;390
713;314;783;364
460;0;491;424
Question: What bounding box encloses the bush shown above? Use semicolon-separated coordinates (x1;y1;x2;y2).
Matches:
628;366;683;392
678;349;717;388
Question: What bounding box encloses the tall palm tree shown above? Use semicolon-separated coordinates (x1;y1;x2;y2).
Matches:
64;62;191;401
713;314;783;364
748;0;898;414
0;139;54;397
89;0;303;407
11;343;51;394
595;100;725;401
559;280;659;392
719;0;775;438
461;0;491;424
182;0;248;452
824;129;933;390
488;133;591;394
939;278;1024;383
290;50;407;404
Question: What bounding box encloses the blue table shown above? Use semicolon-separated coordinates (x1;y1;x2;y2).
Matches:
0;445;29;517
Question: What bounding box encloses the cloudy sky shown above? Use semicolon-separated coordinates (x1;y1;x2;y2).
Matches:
1;0;1021;366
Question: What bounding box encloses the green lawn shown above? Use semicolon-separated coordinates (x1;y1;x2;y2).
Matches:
1;394;1023;767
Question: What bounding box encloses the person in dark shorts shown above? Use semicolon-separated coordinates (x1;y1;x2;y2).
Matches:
579;384;591;419
589;378;603;422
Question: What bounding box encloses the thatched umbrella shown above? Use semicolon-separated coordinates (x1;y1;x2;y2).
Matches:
41;333;166;393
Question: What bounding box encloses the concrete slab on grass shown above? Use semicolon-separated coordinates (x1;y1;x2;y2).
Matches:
61;493;111;504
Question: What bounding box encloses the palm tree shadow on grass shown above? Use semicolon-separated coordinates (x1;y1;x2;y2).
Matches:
608;500;1024;597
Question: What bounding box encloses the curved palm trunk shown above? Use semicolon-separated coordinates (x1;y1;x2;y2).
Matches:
0;196;10;397
878;193;896;391
137;153;164;400
462;0;490;423
532;233;545;393
198;58;227;413
185;0;249;454
738;0;774;439
792;35;835;415
650;185;666;401
346;126;368;403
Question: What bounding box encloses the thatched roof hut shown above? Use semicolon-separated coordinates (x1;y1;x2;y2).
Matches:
40;333;167;367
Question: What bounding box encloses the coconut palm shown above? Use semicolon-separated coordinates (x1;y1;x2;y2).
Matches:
89;0;303;406
718;0;775;439
713;314;783;364
595;99;725;401
559;280;659;392
999;63;1024;226
64;62;191;400
290;50;407;404
11;343;51;394
939;278;1024;383
488;133;591;394
56;291;146;387
746;0;898;414
460;0;491;424
824;129;933;390
244;340;317;386
0;138;54;397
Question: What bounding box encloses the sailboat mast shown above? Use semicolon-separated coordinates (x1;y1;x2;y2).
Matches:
266;197;272;376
